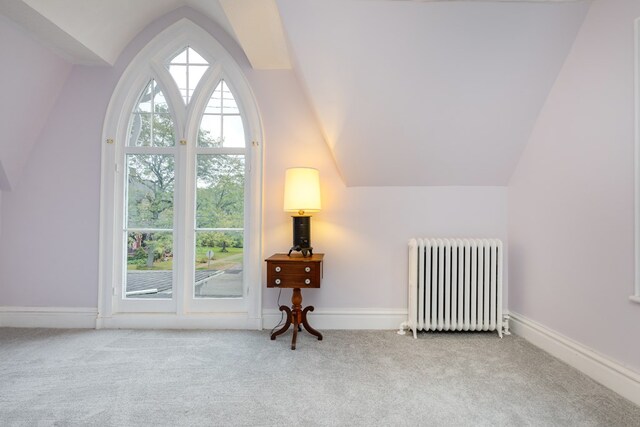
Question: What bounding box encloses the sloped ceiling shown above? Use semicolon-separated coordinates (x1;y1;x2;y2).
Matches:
277;0;590;186
0;14;71;191
0;0;291;68
0;0;182;65
0;0;592;187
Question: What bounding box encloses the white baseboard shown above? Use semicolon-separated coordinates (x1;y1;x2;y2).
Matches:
262;308;407;330
97;313;262;330
510;312;640;407
0;307;261;330
0;306;98;329
0;305;407;331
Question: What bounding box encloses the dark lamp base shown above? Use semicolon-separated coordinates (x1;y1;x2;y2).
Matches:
288;215;313;257
288;245;313;257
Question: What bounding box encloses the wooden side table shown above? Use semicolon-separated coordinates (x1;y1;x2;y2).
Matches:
265;253;324;350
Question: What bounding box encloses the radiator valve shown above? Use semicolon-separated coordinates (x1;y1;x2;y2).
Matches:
397;321;408;335
503;314;511;335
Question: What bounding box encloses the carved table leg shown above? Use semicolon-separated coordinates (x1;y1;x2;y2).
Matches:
291;313;299;350
270;288;323;349
302;306;323;340
290;288;303;350
270;305;292;340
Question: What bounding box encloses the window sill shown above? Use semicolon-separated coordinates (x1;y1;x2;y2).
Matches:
629;295;640;304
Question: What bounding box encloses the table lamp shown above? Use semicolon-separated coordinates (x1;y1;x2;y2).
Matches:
284;167;321;257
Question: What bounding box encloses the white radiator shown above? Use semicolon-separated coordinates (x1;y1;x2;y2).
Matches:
401;238;505;338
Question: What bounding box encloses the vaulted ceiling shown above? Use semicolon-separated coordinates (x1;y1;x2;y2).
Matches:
0;0;591;187
277;0;590;185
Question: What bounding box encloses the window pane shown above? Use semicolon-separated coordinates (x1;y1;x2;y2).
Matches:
126;231;173;299
198;115;222;147
223;115;245;147
128;80;175;147
204;83;222;114
199;80;245;147
127;155;175;229
166;47;209;104
129;113;151;147
195;154;244;229
153;114;175;146
188;47;208;64
194;231;242;298
170;49;187;64
135;81;152;113
168;64;187;102
188;65;208;94
221;81;239;114
153;85;169;113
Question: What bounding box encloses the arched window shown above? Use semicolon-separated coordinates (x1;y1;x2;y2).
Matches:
99;20;263;327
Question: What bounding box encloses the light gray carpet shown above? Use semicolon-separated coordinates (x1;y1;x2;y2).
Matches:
0;328;638;426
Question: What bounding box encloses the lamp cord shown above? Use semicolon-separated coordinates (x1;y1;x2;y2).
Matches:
269;288;284;336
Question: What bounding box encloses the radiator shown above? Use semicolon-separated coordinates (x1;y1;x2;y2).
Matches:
401;238;505;338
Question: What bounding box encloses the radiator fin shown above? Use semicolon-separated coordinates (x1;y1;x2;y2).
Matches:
407;238;503;338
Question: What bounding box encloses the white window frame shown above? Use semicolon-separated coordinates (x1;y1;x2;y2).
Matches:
98;19;264;327
633;17;640;304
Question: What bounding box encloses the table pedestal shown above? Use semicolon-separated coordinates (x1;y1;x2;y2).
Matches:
270;288;323;350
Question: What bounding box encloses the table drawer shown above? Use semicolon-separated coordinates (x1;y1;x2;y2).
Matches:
266;261;321;288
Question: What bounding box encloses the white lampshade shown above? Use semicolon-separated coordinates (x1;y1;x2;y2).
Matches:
283;167;321;215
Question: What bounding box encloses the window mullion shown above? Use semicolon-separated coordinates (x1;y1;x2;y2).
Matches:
195;228;244;232
124;147;176;155
150;81;155;146
185;47;190;104
173;127;187;315
177;96;198;314
195;147;245;155
126;228;174;232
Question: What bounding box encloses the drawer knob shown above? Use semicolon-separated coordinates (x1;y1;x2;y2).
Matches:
275;266;281;273
275;279;281;285
305;279;311;285
305;267;311;273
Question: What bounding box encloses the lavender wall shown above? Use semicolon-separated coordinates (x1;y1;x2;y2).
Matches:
0;14;71;191
0;7;508;313
0;65;114;306
251;70;508;310
509;0;640;372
